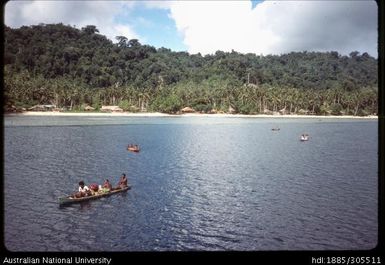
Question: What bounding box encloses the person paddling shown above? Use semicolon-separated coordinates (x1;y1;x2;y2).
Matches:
102;179;113;191
117;173;128;189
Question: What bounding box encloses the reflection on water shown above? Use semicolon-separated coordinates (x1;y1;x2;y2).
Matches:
4;116;378;251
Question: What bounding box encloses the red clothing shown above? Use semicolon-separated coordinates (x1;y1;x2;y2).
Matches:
89;183;99;192
103;181;112;190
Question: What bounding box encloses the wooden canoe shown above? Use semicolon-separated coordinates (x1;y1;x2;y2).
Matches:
300;136;309;141
127;147;140;152
58;186;131;205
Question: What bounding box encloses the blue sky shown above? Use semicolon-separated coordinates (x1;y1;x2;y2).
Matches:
117;4;187;51
251;0;264;9
121;0;265;51
4;0;378;57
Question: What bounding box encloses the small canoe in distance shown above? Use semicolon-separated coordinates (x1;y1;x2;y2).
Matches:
300;135;309;141
127;147;140;152
271;128;280;131
58;186;131;205
128;148;140;152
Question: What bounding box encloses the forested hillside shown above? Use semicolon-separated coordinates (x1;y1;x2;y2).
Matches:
4;23;378;115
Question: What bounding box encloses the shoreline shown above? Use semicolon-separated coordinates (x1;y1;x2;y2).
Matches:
4;111;378;119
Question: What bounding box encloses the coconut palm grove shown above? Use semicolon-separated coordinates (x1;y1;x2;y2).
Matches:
4;23;378;115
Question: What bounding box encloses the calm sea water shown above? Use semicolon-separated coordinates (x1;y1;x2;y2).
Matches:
3;115;378;251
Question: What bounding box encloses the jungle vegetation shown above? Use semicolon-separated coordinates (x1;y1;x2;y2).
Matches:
4;23;378;115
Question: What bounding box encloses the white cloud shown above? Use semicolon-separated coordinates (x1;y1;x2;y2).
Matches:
4;0;139;42
169;0;378;56
4;0;378;56
142;0;172;10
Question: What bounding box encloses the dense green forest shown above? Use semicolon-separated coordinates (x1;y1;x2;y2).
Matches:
4;23;378;115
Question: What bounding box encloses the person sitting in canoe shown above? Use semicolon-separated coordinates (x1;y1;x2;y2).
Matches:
89;183;99;195
73;181;92;198
117;173;128;189
128;144;140;152
102;179;113;191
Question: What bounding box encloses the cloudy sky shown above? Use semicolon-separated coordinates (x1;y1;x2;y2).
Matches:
4;0;378;57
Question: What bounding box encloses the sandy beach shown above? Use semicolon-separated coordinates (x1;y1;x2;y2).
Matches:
5;111;378;119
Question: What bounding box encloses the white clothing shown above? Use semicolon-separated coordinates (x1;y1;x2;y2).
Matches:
79;185;90;192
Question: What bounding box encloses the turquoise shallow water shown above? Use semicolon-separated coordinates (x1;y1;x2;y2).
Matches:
3;116;378;251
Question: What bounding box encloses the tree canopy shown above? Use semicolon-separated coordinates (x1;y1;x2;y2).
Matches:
4;23;378;115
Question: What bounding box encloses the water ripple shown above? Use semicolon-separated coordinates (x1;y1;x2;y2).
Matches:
4;117;378;251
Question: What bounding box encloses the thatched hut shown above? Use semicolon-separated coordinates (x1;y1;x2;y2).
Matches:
181;107;195;113
101;106;123;112
279;107;287;115
263;108;273;115
228;106;236;114
129;105;140;112
84;105;95;111
298;109;309;115
28;104;56;111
